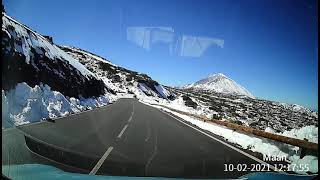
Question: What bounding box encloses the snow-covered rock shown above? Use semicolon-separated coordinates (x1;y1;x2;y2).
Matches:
1;13;113;127
59;46;176;100
281;125;318;143
2;13;106;98
183;73;254;98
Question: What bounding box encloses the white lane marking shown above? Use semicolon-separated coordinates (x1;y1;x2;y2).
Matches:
158;109;286;173
117;124;129;139
128;102;135;123
89;101;135;174
128;111;134;123
89;146;114;175
128;116;132;123
145;121;151;142
145;132;158;175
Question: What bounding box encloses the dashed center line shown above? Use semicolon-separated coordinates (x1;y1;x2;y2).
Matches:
145;132;158;175
145;120;151;142
117;124;129;139
128;116;133;123
128;103;135;123
128;112;134;123
89;146;114;175
90;101;135;175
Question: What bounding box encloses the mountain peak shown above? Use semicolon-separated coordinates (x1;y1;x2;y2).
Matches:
183;73;254;98
209;73;226;78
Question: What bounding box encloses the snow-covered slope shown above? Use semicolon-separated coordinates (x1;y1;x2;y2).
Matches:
2;13;106;98
183;73;254;98
59;46;176;100
2;13;112;127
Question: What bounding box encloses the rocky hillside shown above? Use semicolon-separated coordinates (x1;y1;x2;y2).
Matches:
59;46;176;100
1;12;175;127
2;13;106;98
168;87;318;133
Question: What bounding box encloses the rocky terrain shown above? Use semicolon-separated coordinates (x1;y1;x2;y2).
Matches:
167;87;318;133
59;46;176;100
2;13;106;99
1;12;174;127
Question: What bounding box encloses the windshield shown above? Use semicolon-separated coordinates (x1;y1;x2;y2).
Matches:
2;0;318;179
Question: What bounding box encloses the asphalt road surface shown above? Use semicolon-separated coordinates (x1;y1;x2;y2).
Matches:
2;98;277;179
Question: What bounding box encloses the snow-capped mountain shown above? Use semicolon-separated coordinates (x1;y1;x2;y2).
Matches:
183;73;254;98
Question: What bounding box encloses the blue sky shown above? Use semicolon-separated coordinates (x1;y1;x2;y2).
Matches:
3;0;318;110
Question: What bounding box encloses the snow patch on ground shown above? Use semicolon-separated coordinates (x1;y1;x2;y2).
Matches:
60;46;116;67
2;82;111;127
281;126;318;144
142;95;213;119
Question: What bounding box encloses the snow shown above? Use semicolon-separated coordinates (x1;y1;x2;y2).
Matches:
61;46;116;66
183;73;254;98
281;126;318;144
265;127;276;133
61;45;176;104
143;102;318;174
2;14;95;78
2;82;110;128
279;103;313;114
152;95;213;118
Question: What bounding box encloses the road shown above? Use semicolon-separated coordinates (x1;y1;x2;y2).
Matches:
2;98;275;179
